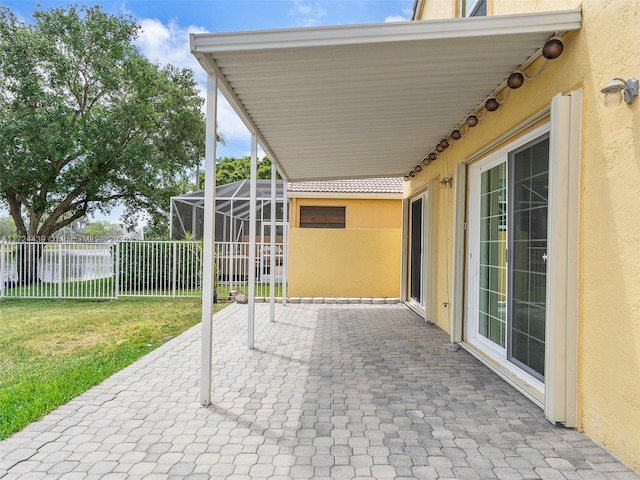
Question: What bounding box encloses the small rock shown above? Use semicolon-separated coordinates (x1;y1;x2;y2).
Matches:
236;293;248;304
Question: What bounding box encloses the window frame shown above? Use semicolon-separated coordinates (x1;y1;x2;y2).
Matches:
461;0;487;17
298;205;346;229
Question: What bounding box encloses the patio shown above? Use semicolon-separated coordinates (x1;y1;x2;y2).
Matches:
0;303;637;480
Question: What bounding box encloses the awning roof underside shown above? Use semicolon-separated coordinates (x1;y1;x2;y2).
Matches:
191;9;581;182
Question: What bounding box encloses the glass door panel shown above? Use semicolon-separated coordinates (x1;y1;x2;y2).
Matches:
409;197;423;305
479;163;507;347
508;138;549;380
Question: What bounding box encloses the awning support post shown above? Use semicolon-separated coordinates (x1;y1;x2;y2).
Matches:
247;135;258;349
200;73;217;407
269;162;277;322
282;180;288;306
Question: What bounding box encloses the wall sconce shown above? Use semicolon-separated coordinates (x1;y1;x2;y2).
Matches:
440;176;453;188
601;77;638;106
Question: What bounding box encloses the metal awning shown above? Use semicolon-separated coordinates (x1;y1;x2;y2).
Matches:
190;9;581;182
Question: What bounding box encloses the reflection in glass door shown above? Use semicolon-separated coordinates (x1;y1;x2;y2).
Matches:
409;195;425;307
478;163;507;348
508;139;549;380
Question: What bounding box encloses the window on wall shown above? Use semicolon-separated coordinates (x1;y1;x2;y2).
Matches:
461;0;486;17
299;206;346;228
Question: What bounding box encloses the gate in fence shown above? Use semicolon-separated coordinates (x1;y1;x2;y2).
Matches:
0;241;284;300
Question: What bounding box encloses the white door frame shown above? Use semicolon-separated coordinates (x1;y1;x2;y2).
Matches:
466;124;550;394
454;90;581;425
404;179;438;321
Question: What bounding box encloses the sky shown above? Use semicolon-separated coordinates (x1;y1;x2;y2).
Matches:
0;0;414;225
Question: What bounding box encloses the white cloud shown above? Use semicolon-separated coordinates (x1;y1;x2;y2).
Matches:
385;8;413;23
385;14;410;23
135;18;206;79
290;1;327;27
134;17;250;150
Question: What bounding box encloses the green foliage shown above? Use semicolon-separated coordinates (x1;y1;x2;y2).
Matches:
0;216;15;239
80;220;123;240
0;4;205;240
199;156;281;189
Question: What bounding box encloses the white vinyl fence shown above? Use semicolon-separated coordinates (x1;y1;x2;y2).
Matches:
0;241;284;300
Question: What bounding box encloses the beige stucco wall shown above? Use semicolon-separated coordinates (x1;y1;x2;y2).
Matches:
288;197;402;298
416;0;458;19
413;0;640;471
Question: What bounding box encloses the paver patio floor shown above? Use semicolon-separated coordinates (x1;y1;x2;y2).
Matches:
1;303;638;480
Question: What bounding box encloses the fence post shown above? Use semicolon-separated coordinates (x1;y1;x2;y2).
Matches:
58;243;63;298
115;242;120;299
0;242;5;299
172;241;177;298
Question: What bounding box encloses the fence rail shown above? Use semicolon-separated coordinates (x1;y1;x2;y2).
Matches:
0;241;284;300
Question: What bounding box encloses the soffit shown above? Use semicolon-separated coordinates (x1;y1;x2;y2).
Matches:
191;9;581;182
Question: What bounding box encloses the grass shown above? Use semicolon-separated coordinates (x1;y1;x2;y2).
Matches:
0;297;226;440
2;277;116;298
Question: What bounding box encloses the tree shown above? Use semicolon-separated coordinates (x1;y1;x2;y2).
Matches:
0;216;15;239
0;5;206;244
199;156;281;189
80;220;124;240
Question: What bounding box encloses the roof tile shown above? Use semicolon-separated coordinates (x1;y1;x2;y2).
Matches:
287;177;403;194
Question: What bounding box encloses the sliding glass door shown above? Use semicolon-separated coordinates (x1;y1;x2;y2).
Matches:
468;133;549;382
409;195;425;307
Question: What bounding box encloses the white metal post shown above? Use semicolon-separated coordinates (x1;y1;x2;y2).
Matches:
200;73;217;406
172;242;177;298
247;135;258;349
282;181;288;306
0;242;5;299
269;163;276;321
58;244;63;298
169;201;174;240
115;242;120;299
229;203;235;290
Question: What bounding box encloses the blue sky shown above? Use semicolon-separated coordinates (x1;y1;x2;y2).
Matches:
1;0;413;225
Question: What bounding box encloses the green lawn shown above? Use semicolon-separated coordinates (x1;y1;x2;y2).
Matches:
0;297;226;440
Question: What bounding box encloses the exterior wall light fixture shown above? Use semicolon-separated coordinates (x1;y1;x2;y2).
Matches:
440;176;453;188
601;77;638;106
541;37;564;60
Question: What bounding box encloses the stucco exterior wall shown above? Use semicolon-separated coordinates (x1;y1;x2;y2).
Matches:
416;0;457;19
287;228;401;298
288;197;402;298
413;0;640;471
